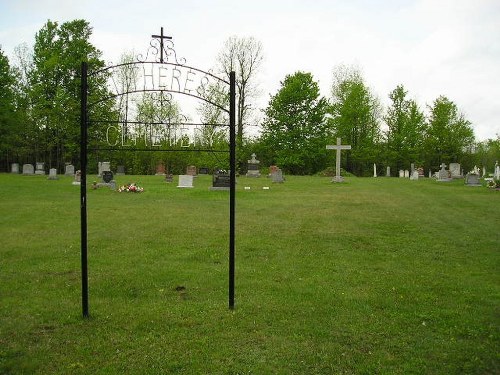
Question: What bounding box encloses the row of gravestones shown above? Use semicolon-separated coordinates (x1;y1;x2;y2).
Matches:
12;163;76;178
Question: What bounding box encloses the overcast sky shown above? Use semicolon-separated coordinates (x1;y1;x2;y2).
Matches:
1;0;499;140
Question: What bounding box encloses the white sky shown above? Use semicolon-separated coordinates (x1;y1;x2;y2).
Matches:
1;0;499;140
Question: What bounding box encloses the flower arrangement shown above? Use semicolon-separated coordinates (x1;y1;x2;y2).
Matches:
118;183;144;193
487;178;499;189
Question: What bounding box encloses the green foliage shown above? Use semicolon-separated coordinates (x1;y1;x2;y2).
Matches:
0;174;498;373
261;71;329;174
329;65;381;176
384;84;427;173
28;19;107;170
424;95;475;169
0;48;20;167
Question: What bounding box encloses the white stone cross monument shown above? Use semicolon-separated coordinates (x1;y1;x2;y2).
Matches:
326;138;351;183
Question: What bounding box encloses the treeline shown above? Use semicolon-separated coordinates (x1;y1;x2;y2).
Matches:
0;19;498;175
251;69;499;176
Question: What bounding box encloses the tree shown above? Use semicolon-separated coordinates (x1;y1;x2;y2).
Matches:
217;36;263;172
29;19;107;170
329;65;381;176
424;95;475;168
384;84;426;173
260;71;329;175
0;48;20;170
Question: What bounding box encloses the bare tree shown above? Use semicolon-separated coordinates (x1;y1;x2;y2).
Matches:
217;36;263;170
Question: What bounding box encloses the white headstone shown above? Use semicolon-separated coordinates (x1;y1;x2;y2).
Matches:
410;170;419;180
449;163;462;179
65;164;75;176
11;163;19;173
48;168;58;180
373;163;377;177
35;162;45;175
399;170;404;178
177;175;194;188
72;170;81;185
326;138;351;183
495;161;500;180
101;162;111;172
386;166;390;177
404;170;409;178
437;163;451;181
22;164;34;175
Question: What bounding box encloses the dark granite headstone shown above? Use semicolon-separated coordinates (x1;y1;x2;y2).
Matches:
102;170;113;183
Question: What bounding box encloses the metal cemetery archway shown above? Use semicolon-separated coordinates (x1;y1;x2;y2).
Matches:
80;28;236;317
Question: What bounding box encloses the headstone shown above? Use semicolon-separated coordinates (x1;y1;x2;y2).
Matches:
386;166;390;177
116;165;125;175
210;170;230;190
101;162;111;173
271;168;284;183
404;170;409;178
410;170;419;180
22;164;34;175
198;167;209;175
65;164;75;176
417;167;425;177
11;163;19;173
94;170;116;190
269;165;279;176
246;153;261;177
428;170;432;178
102;170;113;183
399;170;404;178
465;173;481;186
73;170;81;185
35;162;45;175
373;163;377;177
437;163;452;182
482;166;486;178
97;162;102;177
186;165;197;176
326;138;352;183
494;161;500;180
47;168;58;180
410;163;415;176
177;175;194;188
155;163;166;176
449;163;462;179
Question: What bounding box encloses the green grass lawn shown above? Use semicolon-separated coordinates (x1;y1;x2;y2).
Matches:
0;173;498;374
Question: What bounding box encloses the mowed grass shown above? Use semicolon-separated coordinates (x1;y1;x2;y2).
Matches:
0;173;498;374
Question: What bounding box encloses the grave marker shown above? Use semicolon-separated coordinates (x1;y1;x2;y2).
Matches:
65;164;75;176
22;164;34;175
177;175;194;188
326;138;351;183
437;163;452;182
47;168;58;180
246;153;261;177
35;162;45;175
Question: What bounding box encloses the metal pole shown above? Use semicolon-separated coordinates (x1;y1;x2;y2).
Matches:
80;62;89;318
229;71;236;309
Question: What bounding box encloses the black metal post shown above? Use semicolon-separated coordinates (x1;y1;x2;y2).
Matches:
80;62;89;318
229;71;236;309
